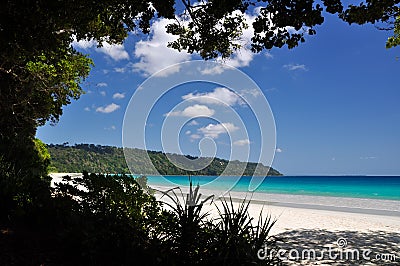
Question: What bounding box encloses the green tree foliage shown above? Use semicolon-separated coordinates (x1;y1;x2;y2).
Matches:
0;138;53;224
386;15;400;48
0;0;169;175
33;138;51;175
0;155;52;225
168;0;399;58
338;0;400;49
47;143;282;176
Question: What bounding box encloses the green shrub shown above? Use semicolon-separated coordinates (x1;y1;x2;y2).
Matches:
33;138;51;175
0;156;52;225
1;171;281;265
53;172;165;264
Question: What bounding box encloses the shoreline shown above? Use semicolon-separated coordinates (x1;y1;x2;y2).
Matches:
152;184;400;235
151;185;400;212
50;173;400;234
50;172;400;200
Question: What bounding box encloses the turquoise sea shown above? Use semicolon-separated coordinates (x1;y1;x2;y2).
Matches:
146;175;400;201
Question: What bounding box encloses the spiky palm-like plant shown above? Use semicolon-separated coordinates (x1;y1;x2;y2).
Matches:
158;178;214;264
207;195;281;265
157;178;282;265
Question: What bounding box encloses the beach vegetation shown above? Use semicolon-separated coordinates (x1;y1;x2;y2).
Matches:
211;196;279;265
1;172;281;265
156;181;215;264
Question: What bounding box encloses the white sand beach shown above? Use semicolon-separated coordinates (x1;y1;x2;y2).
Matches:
152;185;400;234
153;185;400;265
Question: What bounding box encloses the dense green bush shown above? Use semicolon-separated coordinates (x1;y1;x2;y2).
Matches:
0;138;53;225
0;156;52;226
33;138;52;175
1;172;281;265
52;172;166;264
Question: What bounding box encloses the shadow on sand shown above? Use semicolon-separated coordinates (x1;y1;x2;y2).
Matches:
272;229;399;265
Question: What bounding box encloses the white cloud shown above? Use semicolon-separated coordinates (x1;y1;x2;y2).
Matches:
96;103;120;113
283;63;308;71
199;65;228;75
165;104;215;117
132;11;262;77
188;120;199;126
190;134;202;141
100;91;106;96
182;87;243;107
265;88;277;93
114;67;126;73
72;38;129;61
99;42;129;61
105;125;117;130
84;107;90;111
132;18;191;77
96;82;108;87
233;139;251;146
264;52;274;59
220;47;254;69
185;130;191;135
113;92;125;99
145;122;155;128
72;38;97;49
240;88;262;98
275;148;282;153
198;122;239;138
360;156;377;160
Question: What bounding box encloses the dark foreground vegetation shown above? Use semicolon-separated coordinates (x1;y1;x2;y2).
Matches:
1;165;281;265
48;143;282;176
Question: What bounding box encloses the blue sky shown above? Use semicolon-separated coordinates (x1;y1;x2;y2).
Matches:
37;12;400;175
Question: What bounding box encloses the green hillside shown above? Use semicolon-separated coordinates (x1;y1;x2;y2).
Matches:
47;143;282;176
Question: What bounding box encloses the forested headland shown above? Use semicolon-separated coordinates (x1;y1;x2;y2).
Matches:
48;143;282;176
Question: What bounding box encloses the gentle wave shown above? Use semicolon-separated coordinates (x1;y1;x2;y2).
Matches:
145;175;400;201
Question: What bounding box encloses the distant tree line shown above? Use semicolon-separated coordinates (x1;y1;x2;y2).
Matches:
47;143;282;176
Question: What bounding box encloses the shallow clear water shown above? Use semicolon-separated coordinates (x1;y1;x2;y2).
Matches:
145;175;400;200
